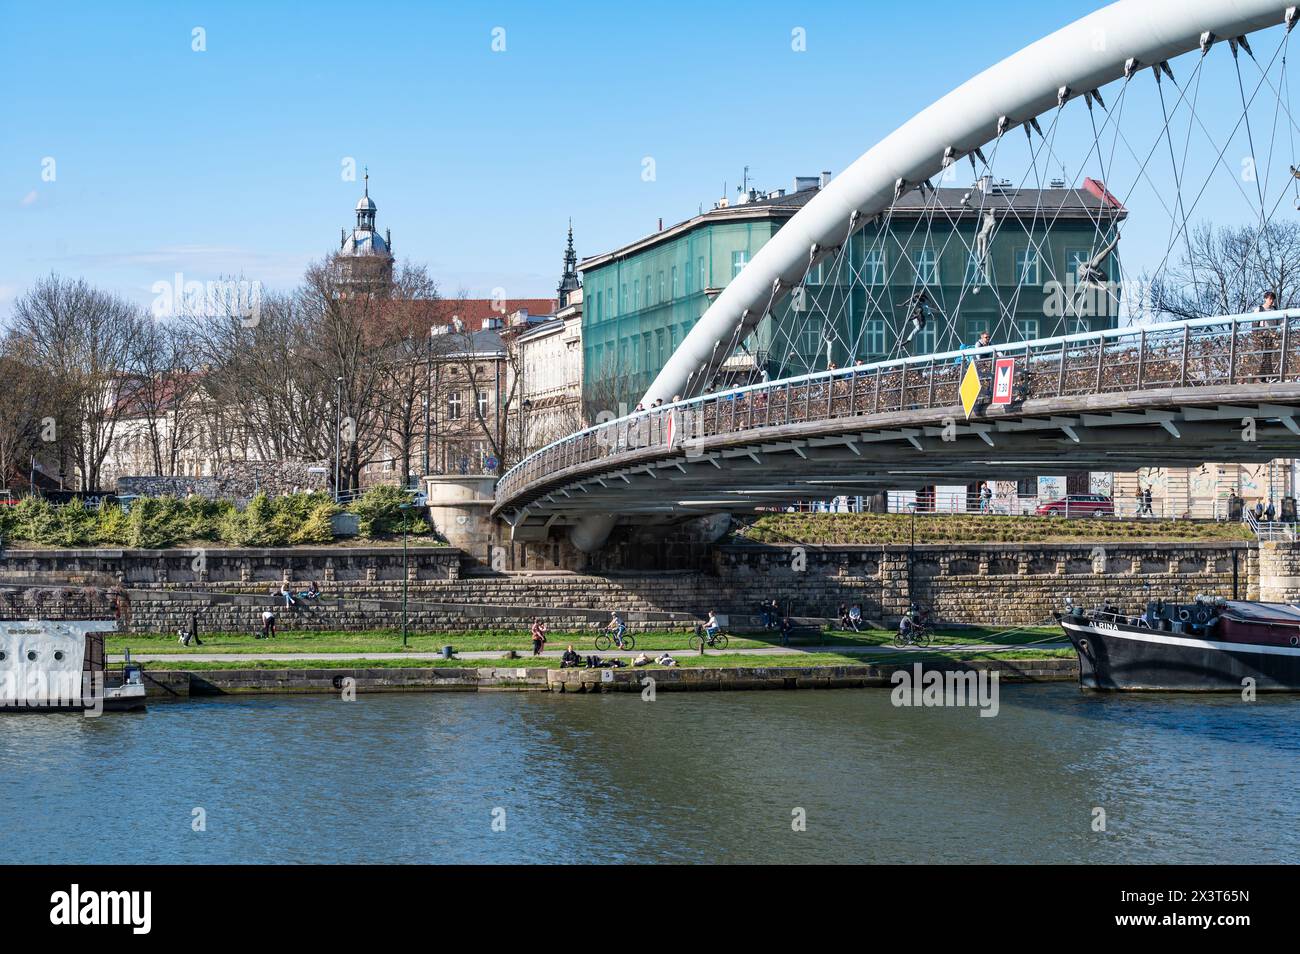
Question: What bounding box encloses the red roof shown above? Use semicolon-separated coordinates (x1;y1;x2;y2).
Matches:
382;297;556;336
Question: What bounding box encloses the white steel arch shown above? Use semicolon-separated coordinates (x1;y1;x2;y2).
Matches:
641;0;1297;405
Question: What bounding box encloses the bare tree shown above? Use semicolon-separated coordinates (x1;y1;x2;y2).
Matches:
434;296;524;474
127;319;203;476
7;274;146;490
1151;221;1300;320
0;334;52;490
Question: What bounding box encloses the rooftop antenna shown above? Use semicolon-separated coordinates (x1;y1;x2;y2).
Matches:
741;165;752;193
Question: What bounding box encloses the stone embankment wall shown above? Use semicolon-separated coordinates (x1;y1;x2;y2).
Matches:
0;540;1264;629
1256;541;1300;602
140;658;1081;698
0;547;461;587
116;460;329;499
122;590;693;635
712;542;1253;625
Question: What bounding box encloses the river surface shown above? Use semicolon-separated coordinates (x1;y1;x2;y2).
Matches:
2;685;1297;863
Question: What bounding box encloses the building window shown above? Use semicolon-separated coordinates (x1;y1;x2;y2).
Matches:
807;261;822;286
448;391;462;420
671;265;678;299
914;247;938;286
864;318;886;356
802;318;824;361
915;323;936;353
621;283;628;311
1016;248;1041;286
476;390;489;418
607;286;614;317
594;290;601;321
633;278;640;309
645;275;652;304
1066;248;1102;284
965;252;988;286
699;257;706;290
658;271;665;303
1016;318;1039;341
863;249;885;286
732;250;747;279
966;318;991;342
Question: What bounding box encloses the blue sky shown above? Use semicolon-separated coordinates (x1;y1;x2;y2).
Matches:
2;0;1293;316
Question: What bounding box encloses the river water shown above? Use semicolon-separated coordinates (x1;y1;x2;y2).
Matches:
2;684;1296;864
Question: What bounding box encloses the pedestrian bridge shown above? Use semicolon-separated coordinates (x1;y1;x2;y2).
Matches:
495;313;1300;538
495;0;1300;549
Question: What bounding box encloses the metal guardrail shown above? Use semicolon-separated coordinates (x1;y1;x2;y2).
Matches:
1244;509;1297;542
496;311;1300;508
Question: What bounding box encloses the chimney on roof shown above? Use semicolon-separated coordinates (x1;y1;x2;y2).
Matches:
793;176;820;193
658;217;663;231
1050;178;1066;190
820;170;832;188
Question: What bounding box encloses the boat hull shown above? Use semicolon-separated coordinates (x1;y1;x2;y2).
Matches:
1060;617;1300;691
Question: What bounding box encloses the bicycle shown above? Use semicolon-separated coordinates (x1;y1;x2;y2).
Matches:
689;629;729;651
893;607;934;648
893;624;933;648
595;629;635;652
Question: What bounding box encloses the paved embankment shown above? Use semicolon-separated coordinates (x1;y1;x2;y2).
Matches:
130;657;1079;699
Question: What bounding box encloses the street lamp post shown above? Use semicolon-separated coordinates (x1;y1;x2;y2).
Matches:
334;376;344;503
907;501;917;610
399;502;413;647
424;328;433;478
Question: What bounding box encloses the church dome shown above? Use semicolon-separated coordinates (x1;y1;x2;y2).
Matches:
356;194;377;213
342;229;389;256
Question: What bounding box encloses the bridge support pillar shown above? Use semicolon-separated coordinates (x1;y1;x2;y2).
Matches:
423;475;501;565
569;514;617;554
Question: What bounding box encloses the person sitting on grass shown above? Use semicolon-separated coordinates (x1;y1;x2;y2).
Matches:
561;645;581;668
838;603;851;629
656;653;678;667
633;652;652;667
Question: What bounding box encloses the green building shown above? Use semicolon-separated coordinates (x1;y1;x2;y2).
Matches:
580;175;1126;414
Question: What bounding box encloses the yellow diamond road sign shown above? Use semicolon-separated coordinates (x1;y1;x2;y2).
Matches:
960;360;982;418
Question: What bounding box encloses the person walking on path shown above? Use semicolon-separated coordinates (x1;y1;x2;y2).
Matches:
179;611;203;647
530;618;548;656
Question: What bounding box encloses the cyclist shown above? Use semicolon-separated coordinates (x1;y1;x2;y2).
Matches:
898;604;922;643
704;611;721;640
605;611;627;650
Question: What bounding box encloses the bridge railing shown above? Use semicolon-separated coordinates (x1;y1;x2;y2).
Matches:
496;311;1299;507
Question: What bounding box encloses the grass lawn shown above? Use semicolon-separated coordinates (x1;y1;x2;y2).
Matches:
108;628;770;655
741;512;1252;546
132;647;1076;672
109;624;1063;656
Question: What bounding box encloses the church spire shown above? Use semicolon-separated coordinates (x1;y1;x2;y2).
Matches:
355;166;377;231
557;219;581;308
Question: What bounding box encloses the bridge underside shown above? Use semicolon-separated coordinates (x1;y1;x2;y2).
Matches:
502;386;1300;540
